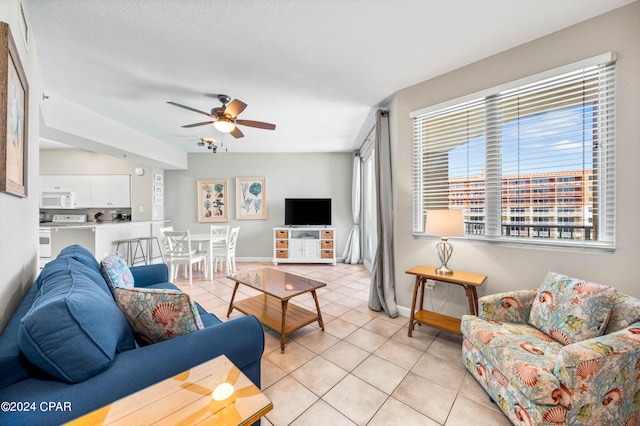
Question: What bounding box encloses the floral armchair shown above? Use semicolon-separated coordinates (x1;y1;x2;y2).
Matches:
461;272;640;425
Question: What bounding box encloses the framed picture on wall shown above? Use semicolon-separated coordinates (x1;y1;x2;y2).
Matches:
154;185;163;195
154;173;163;184
197;179;228;222
0;23;28;198
236;176;267;220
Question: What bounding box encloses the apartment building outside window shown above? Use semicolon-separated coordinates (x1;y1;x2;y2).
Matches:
411;53;616;250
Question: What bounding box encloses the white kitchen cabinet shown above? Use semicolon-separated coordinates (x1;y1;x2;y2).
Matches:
41;175;86;192
71;178;92;207
41;175;58;192
90;175;131;208
41;175;131;208
40;175;92;208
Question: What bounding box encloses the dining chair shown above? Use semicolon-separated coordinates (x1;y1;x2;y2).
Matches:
210;225;230;238
159;226;174;257
163;230;206;286
207;225;229;271
226;227;240;274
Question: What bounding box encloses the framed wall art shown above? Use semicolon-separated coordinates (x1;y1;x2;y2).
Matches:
0;23;28;198
236;176;267;220
197;179;228;222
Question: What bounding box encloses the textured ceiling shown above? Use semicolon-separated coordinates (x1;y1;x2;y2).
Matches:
24;0;635;155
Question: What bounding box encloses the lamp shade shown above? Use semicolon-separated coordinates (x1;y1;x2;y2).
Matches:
425;209;464;238
213;118;235;133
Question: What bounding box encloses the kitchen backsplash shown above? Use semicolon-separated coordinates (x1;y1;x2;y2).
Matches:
40;208;133;223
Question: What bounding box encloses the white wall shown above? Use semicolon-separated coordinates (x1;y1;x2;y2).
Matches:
164;152;353;260
0;1;43;331
391;3;640;318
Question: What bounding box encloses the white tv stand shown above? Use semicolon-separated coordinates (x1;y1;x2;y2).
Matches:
273;227;336;265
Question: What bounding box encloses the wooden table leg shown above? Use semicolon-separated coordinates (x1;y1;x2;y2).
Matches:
280;300;288;353
408;276;421;337
471;287;479;315
226;282;240;317
464;286;479;316
311;290;325;331
418;277;426;311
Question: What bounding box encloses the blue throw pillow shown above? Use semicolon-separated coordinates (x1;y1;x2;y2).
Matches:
18;258;135;383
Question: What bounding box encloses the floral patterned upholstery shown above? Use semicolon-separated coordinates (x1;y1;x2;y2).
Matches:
100;254;134;294
114;287;204;346
462;277;640;425
529;272;617;345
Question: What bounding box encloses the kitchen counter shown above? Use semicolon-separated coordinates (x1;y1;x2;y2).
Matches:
42;220;170;261
40;220;168;229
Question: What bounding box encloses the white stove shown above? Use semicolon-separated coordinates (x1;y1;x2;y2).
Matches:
52;214;87;223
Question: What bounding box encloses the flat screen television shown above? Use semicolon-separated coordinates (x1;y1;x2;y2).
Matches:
285;198;332;226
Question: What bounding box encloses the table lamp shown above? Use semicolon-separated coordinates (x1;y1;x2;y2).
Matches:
425;209;464;275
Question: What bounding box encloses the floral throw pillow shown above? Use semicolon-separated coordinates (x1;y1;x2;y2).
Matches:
528;272;617;345
113;287;204;346
100;254;134;294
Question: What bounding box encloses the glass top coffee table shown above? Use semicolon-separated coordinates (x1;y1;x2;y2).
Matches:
227;268;326;353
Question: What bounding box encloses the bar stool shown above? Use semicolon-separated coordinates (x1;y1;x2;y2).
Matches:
113;239;146;266
137;236;165;265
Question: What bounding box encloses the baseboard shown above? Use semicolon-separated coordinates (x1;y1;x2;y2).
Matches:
236;257;347;263
236;257;272;263
397;305;411;318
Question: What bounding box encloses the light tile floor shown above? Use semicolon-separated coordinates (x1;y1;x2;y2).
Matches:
174;262;512;426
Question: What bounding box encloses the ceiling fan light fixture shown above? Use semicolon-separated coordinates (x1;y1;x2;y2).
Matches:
213;118;235;133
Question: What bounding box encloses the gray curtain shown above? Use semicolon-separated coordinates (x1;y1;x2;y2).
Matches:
342;154;361;264
369;110;398;318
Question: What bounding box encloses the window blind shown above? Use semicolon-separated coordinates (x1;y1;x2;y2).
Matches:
411;53;616;249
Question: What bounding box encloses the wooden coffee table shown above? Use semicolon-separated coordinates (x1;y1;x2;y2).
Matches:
227;268;326;353
66;355;272;425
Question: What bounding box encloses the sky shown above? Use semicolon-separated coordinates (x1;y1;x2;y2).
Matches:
448;103;595;179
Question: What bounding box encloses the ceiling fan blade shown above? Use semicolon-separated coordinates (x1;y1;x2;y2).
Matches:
224;99;247;118
230;126;244;138
235;119;276;130
167;101;214;118
182;121;215;128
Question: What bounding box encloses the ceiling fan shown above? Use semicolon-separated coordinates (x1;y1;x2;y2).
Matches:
167;94;276;139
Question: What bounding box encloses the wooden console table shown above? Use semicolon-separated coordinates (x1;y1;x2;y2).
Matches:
406;266;486;336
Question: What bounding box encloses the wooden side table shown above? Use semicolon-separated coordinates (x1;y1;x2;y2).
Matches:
406;265;486;336
65;355;272;425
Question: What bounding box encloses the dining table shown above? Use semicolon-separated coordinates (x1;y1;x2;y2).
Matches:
190;233;227;280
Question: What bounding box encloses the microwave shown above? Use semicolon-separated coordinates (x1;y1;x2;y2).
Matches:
40;191;75;209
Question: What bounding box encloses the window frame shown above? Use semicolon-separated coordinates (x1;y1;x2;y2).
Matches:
411;53;616;252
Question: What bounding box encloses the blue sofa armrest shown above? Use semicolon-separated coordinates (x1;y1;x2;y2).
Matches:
0;315;264;426
130;263;169;287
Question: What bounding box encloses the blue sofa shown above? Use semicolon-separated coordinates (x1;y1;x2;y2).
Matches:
0;245;265;425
